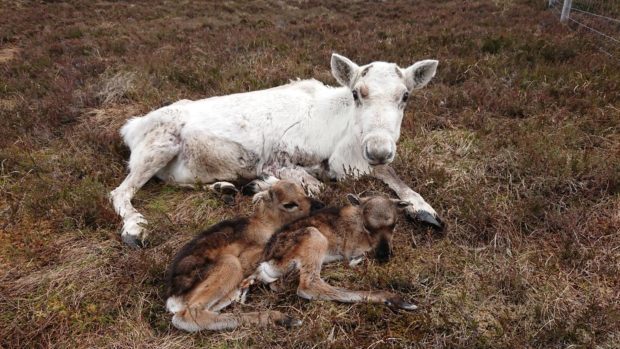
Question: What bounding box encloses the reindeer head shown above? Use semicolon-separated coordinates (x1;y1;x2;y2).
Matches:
254;180;324;225
347;193;412;262
331;53;438;166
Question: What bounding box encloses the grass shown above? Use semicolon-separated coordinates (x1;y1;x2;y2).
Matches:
1;0;619;348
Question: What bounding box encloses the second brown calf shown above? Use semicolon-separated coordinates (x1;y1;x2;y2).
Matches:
245;193;417;311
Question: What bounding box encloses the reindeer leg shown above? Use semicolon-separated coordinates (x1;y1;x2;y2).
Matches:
207;182;239;205
110;135;180;247
372;164;443;230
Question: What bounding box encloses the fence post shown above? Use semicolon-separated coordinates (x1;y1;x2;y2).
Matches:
560;0;572;22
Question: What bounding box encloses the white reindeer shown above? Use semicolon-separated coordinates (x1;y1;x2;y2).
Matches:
111;53;442;246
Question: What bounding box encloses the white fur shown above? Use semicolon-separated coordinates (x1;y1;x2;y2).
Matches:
110;54;439;241
254;261;283;284
166;296;185;314
172;314;202;332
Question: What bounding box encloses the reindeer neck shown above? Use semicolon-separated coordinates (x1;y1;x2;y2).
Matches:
302;86;358;153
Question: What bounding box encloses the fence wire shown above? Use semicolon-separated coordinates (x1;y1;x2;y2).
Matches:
549;1;620;60
570;7;620;24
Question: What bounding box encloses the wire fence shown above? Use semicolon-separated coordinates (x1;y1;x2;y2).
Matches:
548;0;620;59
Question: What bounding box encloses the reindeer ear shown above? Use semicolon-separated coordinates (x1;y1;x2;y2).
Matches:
392;199;412;210
403;59;438;91
331;53;360;88
346;193;362;206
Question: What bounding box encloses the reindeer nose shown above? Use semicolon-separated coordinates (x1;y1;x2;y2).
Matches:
364;140;394;165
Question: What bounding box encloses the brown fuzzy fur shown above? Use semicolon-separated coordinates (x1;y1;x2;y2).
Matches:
165;180;321;332
247;194;417;310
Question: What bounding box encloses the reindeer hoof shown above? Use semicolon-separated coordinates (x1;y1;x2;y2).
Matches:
121;215;148;247
121;233;145;248
411;209;444;231
241;182;260;195
209;182;238;205
222;194;236;206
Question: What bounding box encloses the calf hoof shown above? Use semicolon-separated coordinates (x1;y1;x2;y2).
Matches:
277;315;303;328
385;296;418;311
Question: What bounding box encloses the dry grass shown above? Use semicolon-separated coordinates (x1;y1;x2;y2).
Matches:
1;0;619;348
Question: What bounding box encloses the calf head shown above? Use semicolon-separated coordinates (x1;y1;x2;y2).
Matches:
331;53;438;165
254;180;324;226
347;193;412;262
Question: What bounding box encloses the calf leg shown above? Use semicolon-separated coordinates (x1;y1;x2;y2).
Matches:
242;166;324;197
241;174;280;195
171;255;298;332
275;166;324;197
173;308;298;332
264;227;417;310
110;137;180;247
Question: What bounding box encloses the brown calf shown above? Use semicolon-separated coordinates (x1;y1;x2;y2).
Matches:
246;193;417;312
165;180;322;332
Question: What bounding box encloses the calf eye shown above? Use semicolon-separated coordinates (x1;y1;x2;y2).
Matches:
402;92;409;103
352;90;359;101
283;202;298;210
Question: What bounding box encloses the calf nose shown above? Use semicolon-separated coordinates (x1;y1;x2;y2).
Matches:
374;237;392;263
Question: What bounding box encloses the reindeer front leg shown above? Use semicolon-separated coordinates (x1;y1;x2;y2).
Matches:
242;166;324;198
372;165;443;230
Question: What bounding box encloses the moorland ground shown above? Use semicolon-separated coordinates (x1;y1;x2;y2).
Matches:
1;0;619;348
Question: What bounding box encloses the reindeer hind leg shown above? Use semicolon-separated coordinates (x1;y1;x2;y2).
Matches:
110;129;181;247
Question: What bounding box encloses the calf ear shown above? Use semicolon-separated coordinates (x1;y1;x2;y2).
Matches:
403;60;438;91
252;190;271;205
331;53;359;88
346;193;362;206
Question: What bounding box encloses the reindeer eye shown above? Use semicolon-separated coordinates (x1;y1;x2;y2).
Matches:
352;90;359;101
402;92;409;103
283;202;298;210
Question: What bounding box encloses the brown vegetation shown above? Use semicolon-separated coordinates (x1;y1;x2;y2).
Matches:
1;0;618;348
